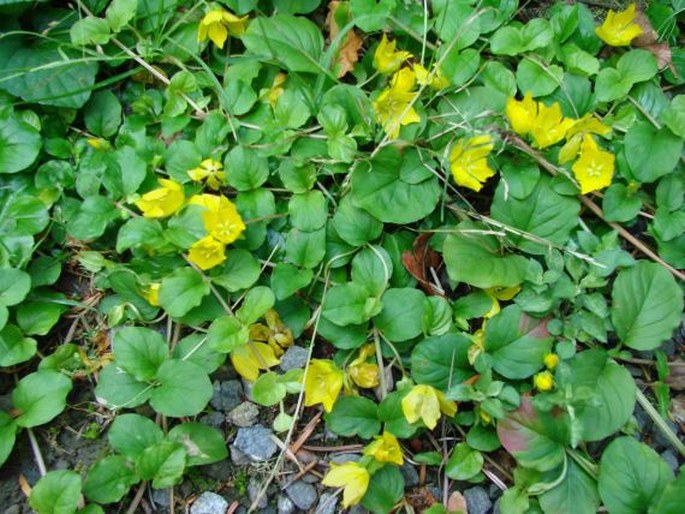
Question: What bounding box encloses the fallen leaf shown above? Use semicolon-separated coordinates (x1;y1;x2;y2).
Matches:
405;487;438;511
448;491;469;514
402;233;445;296
665;360;685;390
633;10;673;70
326;0;363;78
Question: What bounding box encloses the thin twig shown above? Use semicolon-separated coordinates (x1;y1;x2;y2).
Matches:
126;481;148;514
636;388;685;458
27;428;47;477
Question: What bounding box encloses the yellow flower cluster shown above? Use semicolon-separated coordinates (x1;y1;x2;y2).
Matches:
506;92;615;194
188;158;225;190
401;383;457;430
595;3;643;47
135;178;185;219
372;35;448;140
449;134;496;192
197;8;248;49
187;193;246;270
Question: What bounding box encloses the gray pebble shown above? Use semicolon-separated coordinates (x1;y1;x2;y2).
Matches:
330;453;361;464
280;346;309;371
248;478;268;509
233;425;278;462
242;379;255;401
210;380;244;412
152;488;171;508
285;480;318;510
278;494;296;514
315;492;339;514
464;486;493;514
200;411;226;431
229;446;253;467
661;449;680;473
228;402;260;427
203;459;233;481
400;462;419;488
190;492;229;514
652;420;680;449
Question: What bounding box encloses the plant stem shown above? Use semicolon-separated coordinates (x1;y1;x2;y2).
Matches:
636;388;685;458
27;428;47;477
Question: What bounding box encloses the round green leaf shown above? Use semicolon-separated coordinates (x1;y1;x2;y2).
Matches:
29;470;82;514
135;440;187;489
168;422;228;466
598;437;674;514
625;122;683;183
12;370;72;428
410;333;473;389
0;114;41;174
0;267;31;306
149;360;212;417
288;190;327;231
271;263;314;300
112;326;168;382
611;262;683;350
0;411;17;467
361;465;405;514
95;364;151;410
210;249;262;293
108;413;164;460
322;282;379;327
172;333;226;374
159;267;210;318
236;286;275;325
516;59;563;97
602;183;642;222
373;288;426;342
539;458;599;514
0;324;37;366
252;372;287;406
84;455;138;504
207;315;249;353
325;396;381;439
84;90;122;138
331;196;383;247
445;442;484;481
224;146;269;191
350;246;393;297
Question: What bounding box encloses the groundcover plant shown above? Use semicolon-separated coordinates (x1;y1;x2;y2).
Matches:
0;0;684;512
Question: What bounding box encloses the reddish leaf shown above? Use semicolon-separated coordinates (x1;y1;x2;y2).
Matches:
633;10;673;70
326;1;363;78
448;491;469;514
401;233;445;296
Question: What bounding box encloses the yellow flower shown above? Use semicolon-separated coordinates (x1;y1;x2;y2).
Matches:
595;3;643;47
134;179;185;219
544;353;559;370
261;73;287;109
189;194;246;245
363;431;404;466
449;134;496;192
530;102;576;149
250;309;294;357
571;135;615;194
304;359;344;412
188;159;225;190
505;92;537;135
401;384;457;430
187;235;226;270
480;409;492;425
558;115;611;164
413;63;449;90
322;462;370;508
142;283;160;307
373;34;412;74
347;344;379;389
197;9;248;49
373;68;421;139
485;286;521;301
534;371;555;391
86;138;111;151
231;342;280;381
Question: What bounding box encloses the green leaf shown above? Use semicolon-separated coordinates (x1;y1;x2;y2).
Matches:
84;90;122;138
539;458;599;514
317;317;368;349
350;0;397;32
624;122;683;183
236;286;276;325
29;470;82;514
242;15;324;74
350;147;441;224
611;262;683;350
288;190;327;231
70;16;111;45
598;437;674;514
410;333;473;389
94;365;152;409
252;372;287;406
112;327;168;382
135;440;187;489
650;470;685;514
497;396;570;472
149;360;212;417
331;196;383;247
432;0;481;50
617;49;658;84
602;183;642;222
361;465;404;514
168;422;228;466
0;411;17;467
211;249;261;293
108;413;164;460
351;246;393;297
106;0;138;32
443;221;529;288
484;306;554;379
116;217;165;253
322;282;378;326
271;263;313;300
67;195;118;240
325;396;381;439
1;44;98;108
84;455;138;504
16;300;66;336
285;227;326;268
13;370;72;428
480;61;517;97
0;113;42;174
595;68;631;102
0;267;31;306
207;315;249;352
491;175;580;255
516;59;563;97
159;268;210;318
224;146;269;191
172;333;226;374
0;324;36;366
373;288;425;342
660;95;685;138
445;443;484;481
378;390;419;439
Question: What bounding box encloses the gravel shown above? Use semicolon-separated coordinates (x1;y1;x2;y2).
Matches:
400;462;419;488
227;401;260;427
210;380;244;412
232;425;278;462
248;478;268;509
285;480;318;510
279;346;309;371
314;492;339;514
277;494;296;514
190;492;229;514
464;486;493;514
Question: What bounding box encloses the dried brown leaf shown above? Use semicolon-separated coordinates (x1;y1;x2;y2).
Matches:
402;233;444;296
448;491;469;514
633;10;672;70
326;1;363;78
